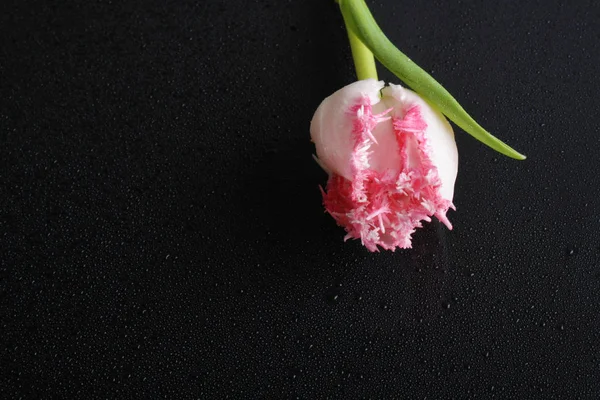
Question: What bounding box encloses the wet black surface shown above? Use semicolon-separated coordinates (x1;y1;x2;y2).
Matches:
2;0;600;398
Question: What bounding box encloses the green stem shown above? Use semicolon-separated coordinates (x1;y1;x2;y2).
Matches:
339;0;526;160
344;17;378;80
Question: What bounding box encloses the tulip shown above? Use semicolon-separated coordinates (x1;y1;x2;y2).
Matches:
311;79;458;251
311;0;525;251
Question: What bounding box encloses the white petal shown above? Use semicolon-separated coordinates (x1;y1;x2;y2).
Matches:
383;84;458;201
310;79;385;179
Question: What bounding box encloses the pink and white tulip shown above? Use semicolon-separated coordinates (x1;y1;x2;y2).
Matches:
311;79;459;251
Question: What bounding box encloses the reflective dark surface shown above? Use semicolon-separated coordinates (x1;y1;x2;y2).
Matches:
2;0;599;398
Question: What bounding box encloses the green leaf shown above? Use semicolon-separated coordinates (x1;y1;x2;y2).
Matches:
339;0;526;160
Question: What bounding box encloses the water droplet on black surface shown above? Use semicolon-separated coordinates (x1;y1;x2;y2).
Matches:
325;287;341;304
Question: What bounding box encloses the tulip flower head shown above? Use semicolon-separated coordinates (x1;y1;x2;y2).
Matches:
311;0;525;252
311;80;458;251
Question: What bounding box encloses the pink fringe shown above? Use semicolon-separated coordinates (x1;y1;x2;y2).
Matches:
322;97;453;252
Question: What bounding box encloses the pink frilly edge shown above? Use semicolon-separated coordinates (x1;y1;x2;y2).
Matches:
321;94;455;252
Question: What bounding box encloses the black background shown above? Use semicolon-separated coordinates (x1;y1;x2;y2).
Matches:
2;0;599;398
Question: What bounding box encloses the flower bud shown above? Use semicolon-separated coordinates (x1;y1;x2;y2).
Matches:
311;79;458;251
